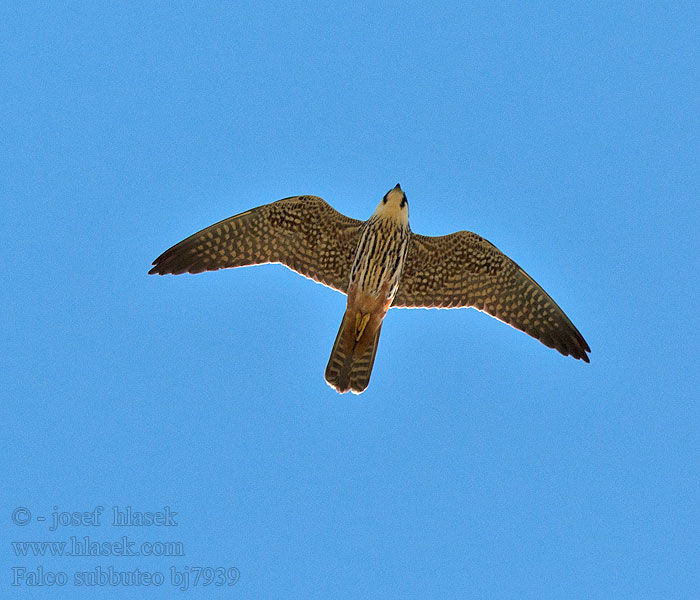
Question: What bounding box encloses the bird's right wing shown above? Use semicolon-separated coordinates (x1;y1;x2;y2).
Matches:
392;231;590;361
149;196;363;293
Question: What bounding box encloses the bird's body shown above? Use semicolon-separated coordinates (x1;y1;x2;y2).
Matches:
150;185;590;393
325;186;411;392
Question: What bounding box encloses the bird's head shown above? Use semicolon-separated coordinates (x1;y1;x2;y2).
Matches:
373;183;409;226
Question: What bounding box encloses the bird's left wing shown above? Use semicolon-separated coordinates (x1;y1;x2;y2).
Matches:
392;231;590;361
149;196;363;293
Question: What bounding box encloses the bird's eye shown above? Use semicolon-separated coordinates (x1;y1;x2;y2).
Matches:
382;196;388;204
400;197;407;208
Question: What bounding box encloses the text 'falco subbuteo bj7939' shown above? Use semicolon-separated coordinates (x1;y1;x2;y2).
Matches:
149;185;590;393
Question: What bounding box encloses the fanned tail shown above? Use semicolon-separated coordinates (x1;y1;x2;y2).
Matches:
325;312;383;394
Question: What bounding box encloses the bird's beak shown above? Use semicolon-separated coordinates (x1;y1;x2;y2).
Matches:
394;183;402;191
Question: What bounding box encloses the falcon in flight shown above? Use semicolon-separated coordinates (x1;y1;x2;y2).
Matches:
150;185;590;393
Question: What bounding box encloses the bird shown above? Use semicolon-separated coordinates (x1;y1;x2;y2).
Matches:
149;184;590;393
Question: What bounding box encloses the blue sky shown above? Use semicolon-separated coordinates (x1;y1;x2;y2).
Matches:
2;2;698;598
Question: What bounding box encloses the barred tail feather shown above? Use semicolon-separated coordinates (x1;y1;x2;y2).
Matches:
325;314;383;394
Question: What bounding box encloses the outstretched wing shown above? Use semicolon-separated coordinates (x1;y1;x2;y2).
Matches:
392;231;590;361
149;196;363;293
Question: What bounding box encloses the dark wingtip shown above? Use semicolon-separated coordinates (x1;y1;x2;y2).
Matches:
576;333;591;362
148;247;182;275
571;338;591;363
149;255;168;275
569;341;591;363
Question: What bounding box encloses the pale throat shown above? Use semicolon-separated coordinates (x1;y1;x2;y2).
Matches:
372;193;409;227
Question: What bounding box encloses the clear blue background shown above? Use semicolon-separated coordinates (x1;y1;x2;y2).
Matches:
2;2;698;598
